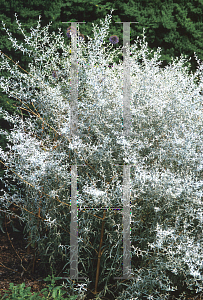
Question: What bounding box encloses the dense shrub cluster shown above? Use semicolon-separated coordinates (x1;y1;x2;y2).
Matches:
0;11;202;299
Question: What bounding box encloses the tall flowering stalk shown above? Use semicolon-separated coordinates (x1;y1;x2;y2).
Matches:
0;11;203;299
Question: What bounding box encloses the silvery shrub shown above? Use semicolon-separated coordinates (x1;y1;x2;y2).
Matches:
0;10;203;299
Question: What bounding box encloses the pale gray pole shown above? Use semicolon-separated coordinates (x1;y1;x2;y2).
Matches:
62;21;87;280
114;21;138;280
70;22;79;280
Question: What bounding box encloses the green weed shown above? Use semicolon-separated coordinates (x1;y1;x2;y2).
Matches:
0;274;78;300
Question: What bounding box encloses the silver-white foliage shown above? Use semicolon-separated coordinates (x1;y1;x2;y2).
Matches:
0;10;203;299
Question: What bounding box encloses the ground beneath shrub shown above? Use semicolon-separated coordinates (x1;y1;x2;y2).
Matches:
0;224;49;298
0;216;202;300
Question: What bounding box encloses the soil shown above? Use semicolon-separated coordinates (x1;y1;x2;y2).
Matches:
0;218;50;298
0;212;202;300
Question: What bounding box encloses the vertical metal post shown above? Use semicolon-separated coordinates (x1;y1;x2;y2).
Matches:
70;164;78;279
114;21;138;280
69;22;78;280
68;22;87;280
